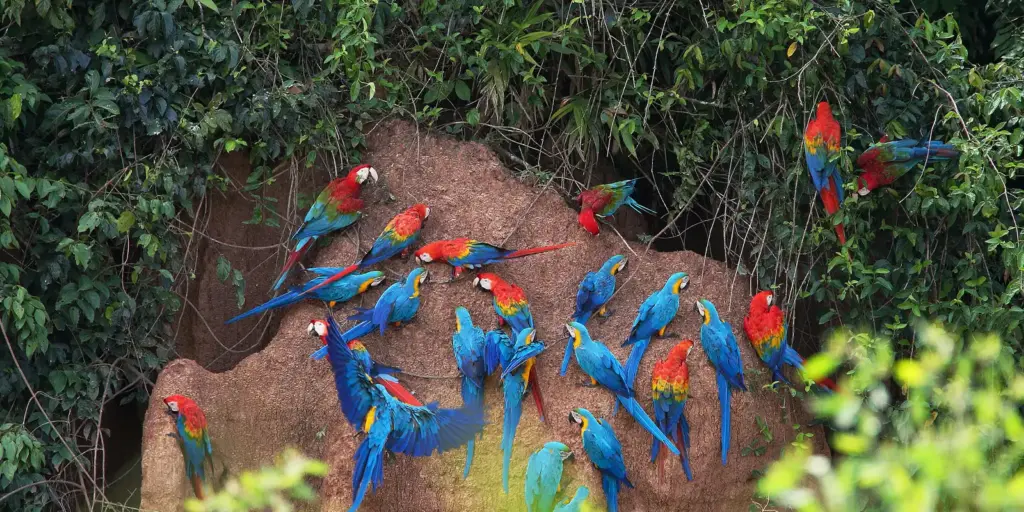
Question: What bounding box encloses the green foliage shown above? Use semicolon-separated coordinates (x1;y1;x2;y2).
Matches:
759;323;1024;510
183;448;327;512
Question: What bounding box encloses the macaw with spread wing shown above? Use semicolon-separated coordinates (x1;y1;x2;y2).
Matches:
163;394;214;500
323;316;485;512
576;179;656;235
309;267;428;360
308;318;422;407
804;101;847;245
525;441;589;512
485;328;546;493
474;272;546;420
743;291;836;392
299;203;430;297
622;272;689;388
563;322;679;456
695;299;747;465
855;136;959;195
272;164;378;290
415;238;576;279
452;306;487;479
651;340;694;482
568;408;633;512
227;270;385;324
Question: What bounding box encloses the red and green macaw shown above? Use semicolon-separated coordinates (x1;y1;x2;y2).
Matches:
576;179;656;236
742;291;836;392
163;394;213;500
414;238;575;279
323;312;486;512
568;408;634;512
272;164;378;290
473;272;545;421
452;307;487;479
803;101;847;245
299;203;430;297
694;299;747;465
307;319;422;406
855;136;959;195
651;340;693;482
226;270;385;325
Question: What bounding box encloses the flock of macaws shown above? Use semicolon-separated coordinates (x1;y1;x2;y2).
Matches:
161;103;959;510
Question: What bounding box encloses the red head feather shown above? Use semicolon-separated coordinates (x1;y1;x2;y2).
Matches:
414;238;468;264
577;208;600;235
163;394;207;431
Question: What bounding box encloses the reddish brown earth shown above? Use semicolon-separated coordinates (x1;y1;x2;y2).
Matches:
141;121;828;511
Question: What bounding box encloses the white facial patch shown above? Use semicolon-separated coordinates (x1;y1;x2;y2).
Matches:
372;276;385;286
565;324;575;338
419;272;428;284
766;294;774;307
423;207;431;219
418;253;432;263
166;401;179;413
681;276;690;289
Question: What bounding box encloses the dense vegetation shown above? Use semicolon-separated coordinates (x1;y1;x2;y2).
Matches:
0;0;1019;510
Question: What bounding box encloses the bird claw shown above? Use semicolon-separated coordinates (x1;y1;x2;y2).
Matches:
598;308;615;320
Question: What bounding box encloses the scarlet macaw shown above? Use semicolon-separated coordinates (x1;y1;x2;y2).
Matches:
308;318;422;407
742;291;836;392
694;299;747;465
651;340;694;481
562;255;628;377
414;238;576;280
525;441;589;512
474;272;545;421
272;164;378;290
622;272;689;388
452;306;487;479
563;322;679;455
576;179;656;235
325;314;486;512
299;203;430;297
309;267;428;360
855;137;959;195
226;270;385;324
568;408;634;512
484;328;541;493
804;101;847;245
163;394;214;500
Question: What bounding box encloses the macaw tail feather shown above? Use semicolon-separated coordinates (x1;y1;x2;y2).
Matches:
191;475;205;500
271;237;315;291
225;289;302;325
559;337;575;377
625;197;656;215
617;395;678;455
502;242;576;260
601;474;620;512
350;439;385;512
300;263;360;297
797;354;838;392
501;397;524;493
623;338;650;388
571;309;592;325
679;409;693;481
717;371;732;466
376;378;423;407
529;368;546;422
921;141;959;160
463;438;475;480
835;223;847;245
460;377;484;479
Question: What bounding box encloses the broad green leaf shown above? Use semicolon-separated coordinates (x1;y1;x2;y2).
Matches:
199;0;219;13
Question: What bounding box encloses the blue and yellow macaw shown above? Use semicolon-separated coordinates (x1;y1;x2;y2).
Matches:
525;441;589;512
163;395;214;500
563;322;678;455
227;270;385;324
452;306;487;479
323;316;486;512
309;267;428;360
562;255;628;376
622;272;689;388
485;328;544;493
299;204;430;297
555;487;590;512
694;299;747;465
568;408;633;512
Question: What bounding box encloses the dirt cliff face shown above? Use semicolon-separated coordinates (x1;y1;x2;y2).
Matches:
141;121;828;511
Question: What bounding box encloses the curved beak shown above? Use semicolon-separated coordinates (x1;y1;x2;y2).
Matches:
561;450;574;461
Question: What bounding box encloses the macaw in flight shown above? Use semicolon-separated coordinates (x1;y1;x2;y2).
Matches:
272;164;378;290
298;203;430;297
414;238;575;280
576;179;656;235
226;270;384;324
